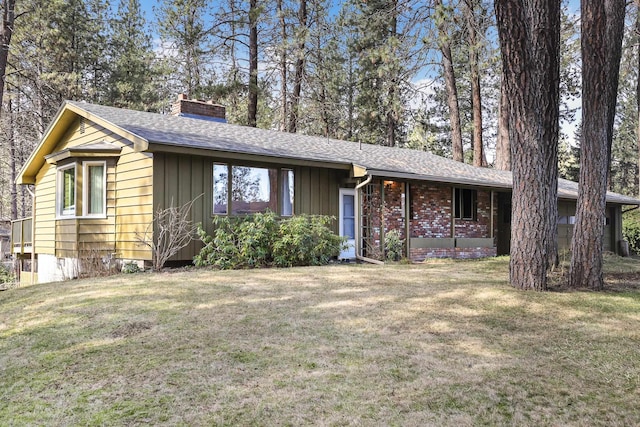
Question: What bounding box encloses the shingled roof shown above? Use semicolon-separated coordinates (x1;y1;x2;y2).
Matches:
44;101;640;206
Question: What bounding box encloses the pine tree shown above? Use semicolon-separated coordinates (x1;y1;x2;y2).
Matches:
156;0;213;99
0;0;16;118
433;0;464;162
108;0;165;111
569;0;625;290
495;0;561;290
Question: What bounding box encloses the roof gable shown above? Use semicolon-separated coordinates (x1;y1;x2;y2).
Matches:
16;102;148;185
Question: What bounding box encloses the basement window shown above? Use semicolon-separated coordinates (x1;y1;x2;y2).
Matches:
454;188;477;220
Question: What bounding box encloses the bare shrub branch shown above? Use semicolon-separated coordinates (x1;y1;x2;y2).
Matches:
136;195;203;271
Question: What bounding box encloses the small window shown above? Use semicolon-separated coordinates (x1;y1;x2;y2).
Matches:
58;164;76;216
454;188;477;220
342;193;355;239
213;163;228;214
84;162;106;216
281;169;294;216
558;216;576;225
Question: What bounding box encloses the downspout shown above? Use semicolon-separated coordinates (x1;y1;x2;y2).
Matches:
452;187;456;258
490;191;494;241
355;175;382;265
405;182;410;259
26;186;36;285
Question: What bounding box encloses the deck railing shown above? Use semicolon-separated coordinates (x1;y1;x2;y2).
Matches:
11;217;33;254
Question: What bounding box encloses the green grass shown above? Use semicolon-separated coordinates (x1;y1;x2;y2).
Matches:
2;257;640;425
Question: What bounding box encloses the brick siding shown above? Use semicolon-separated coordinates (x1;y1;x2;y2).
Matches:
365;180;497;261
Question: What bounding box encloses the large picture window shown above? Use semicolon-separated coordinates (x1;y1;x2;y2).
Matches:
83;161;106;216
58;164;76;216
213;164;294;216
454;188;477;220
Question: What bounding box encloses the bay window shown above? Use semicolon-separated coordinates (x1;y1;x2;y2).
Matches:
56;161;107;218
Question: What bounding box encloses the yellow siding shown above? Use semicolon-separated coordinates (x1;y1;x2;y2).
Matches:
33;117;140;260
115;150;154;260
55;220;78;257
34;162;56;254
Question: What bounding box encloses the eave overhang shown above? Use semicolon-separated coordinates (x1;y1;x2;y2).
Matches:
44;142;122;165
146;141;353;171
356;168;512;191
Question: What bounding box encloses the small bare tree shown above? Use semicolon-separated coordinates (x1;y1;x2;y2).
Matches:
136;195;202;271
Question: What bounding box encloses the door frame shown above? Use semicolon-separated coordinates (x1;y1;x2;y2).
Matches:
339;188;356;259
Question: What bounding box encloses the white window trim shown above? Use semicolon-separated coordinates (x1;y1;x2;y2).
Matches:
82;160;107;218
57;163;77;218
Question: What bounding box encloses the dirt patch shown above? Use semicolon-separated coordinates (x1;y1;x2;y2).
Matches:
111;321;153;338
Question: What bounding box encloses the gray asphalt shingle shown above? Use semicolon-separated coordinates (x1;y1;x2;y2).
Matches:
68;100;640;206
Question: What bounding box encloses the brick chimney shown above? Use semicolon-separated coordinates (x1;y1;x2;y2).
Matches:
171;94;226;123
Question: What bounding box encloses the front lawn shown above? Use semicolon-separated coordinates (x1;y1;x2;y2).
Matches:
1;257;640;425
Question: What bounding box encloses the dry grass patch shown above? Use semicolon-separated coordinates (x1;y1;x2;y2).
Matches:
1;257;640;425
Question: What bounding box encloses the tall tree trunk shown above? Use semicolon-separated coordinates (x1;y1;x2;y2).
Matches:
0;0;16;118
247;0;258;127
465;0;484;167
569;0;625;290
277;0;287;132
8;89;16;219
347;56;355;140
495;76;511;170
385;8;398;147
495;0;561;291
434;0;463;162
288;0;306;133
637;0;640;198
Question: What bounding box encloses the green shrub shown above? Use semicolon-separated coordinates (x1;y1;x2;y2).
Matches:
194;212;345;269
623;210;640;254
122;262;141;274
273;215;345;267
384;229;405;261
0;266;15;284
194;215;242;269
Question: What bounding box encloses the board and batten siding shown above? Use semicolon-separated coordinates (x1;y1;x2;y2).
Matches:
152;153;210;262
153;152;348;262
296;167;343;229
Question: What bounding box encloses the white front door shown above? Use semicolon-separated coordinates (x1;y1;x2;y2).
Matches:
339;188;356;259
